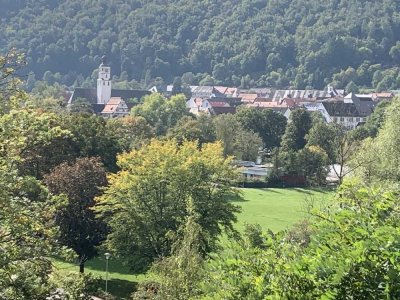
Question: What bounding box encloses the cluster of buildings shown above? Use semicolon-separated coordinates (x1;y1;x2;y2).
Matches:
183;85;394;129
68;56;150;117
68;56;395;129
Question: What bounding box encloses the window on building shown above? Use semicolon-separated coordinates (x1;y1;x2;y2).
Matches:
356;117;360;122
340;117;344;122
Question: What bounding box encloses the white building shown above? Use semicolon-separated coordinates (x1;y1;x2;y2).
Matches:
96;56;112;104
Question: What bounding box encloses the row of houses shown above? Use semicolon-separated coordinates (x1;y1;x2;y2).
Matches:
68;57;395;125
185;86;394;129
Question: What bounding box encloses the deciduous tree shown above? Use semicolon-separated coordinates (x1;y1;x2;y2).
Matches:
95;139;240;271
236;107;287;151
281;109;312;152
44;157;108;273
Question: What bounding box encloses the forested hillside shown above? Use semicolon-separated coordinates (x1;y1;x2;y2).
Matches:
2;0;400;90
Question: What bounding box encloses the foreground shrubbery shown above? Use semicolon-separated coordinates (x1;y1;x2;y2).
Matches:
138;182;400;299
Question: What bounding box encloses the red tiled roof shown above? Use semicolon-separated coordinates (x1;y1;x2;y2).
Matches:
101;97;125;114
225;87;238;95
240;93;258;102
107;97;123;105
213;86;228;94
373;92;394;98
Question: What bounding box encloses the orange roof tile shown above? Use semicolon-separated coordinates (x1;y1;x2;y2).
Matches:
240;93;258;102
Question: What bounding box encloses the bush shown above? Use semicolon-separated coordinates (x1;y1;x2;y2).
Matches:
47;271;102;300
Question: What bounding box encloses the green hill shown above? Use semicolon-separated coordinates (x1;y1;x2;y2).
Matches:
1;0;400;90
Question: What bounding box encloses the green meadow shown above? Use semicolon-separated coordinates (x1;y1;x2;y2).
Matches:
234;187;332;232
54;187;333;299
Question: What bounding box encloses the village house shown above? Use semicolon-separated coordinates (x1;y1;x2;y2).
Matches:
100;97;130;118
186;96;239;116
321;101;367;129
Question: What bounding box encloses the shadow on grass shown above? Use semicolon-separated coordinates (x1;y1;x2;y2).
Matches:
298;187;332;194
98;278;137;300
227;191;249;202
292;188;314;195
259;188;282;194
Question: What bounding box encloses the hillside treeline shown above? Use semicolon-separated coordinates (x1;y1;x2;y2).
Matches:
2;0;400;90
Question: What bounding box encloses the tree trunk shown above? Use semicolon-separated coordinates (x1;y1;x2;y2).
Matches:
79;262;85;273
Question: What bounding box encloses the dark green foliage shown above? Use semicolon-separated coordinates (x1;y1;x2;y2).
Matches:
131;93;189;136
353;100;392;139
44;157;108;273
213;113;263;161
96;140;241;272
236;106;287;151
167;115;216;146
2;1;400;88
243;223;265;248
59;113;122;171
281;109;312;152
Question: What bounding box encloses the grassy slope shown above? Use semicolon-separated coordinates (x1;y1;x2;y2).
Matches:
54;187;333;299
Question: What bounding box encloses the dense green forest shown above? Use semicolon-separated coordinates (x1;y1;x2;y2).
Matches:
2;0;400;90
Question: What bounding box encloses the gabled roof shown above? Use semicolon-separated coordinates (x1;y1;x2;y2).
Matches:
211;106;236;115
281;98;297;107
322;102;363;117
209;96;242;107
192;86;214;94
372;92;394;99
69;88;150;105
240;93;258;102
213;86;228;94
69;88;97;104
208;101;230;107
106;97;124;105
101;97;128;114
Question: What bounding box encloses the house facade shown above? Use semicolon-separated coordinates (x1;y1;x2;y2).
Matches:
100;97;130;118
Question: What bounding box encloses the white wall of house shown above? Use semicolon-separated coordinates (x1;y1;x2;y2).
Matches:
331;116;366;129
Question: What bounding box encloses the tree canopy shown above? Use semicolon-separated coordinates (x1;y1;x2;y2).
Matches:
95;139;240;271
44;157;108;273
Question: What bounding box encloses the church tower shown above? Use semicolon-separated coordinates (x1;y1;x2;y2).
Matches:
97;55;112;104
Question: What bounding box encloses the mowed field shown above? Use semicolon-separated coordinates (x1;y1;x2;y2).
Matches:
53;187;333;299
234;188;333;232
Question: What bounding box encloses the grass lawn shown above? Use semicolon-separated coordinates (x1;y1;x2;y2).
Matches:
53;187;333;299
53;256;146;299
234;187;333;232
